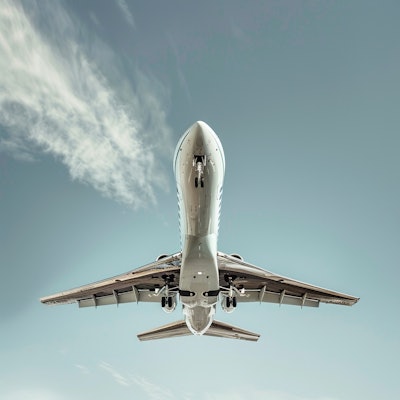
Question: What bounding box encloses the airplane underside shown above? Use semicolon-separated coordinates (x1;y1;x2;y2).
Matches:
40;121;359;342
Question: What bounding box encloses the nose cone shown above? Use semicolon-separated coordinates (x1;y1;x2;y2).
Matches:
191;121;212;133
188;121;214;145
174;120;225;174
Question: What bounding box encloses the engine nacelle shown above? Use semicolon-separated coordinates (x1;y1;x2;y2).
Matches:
156;254;169;261
221;296;236;314
230;254;243;261
161;296;177;313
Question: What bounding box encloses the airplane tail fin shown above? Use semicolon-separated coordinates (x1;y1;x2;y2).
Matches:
137;320;260;342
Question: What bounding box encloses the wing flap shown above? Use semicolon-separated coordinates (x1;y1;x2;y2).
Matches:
217;252;359;306
77;288;163;308
41;253;182;306
234;289;319;307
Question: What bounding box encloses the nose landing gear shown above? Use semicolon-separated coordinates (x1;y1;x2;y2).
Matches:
194;176;204;188
193;155;206;188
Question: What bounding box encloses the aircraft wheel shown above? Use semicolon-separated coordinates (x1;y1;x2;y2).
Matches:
195;177;198;188
226;297;231;308
232;297;237;308
201;177;204;187
161;297;166;308
167;296;173;308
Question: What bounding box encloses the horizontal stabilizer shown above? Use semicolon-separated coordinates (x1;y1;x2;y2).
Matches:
137;320;260;342
204;320;260;341
138;320;191;341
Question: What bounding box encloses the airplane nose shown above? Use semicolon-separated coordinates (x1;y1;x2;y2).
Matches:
174;120;225;175
188;121;211;145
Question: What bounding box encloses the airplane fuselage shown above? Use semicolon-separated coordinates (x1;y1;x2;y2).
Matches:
174;121;225;335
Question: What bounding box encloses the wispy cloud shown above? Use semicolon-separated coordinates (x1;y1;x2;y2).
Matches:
167;34;191;101
204;391;339;400
115;0;135;28
75;364;90;375
98;361;175;399
0;0;172;208
78;361;341;400
132;376;175;400
99;361;131;387
3;388;65;400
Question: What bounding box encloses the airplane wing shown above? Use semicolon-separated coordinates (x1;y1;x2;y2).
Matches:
217;252;359;307
40;253;182;307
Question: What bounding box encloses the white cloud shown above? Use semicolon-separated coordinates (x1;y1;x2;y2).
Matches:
0;0;172;208
115;0;135;28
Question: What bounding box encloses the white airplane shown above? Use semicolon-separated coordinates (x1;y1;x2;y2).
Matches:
41;121;359;341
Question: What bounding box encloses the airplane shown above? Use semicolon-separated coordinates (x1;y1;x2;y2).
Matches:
41;121;359;341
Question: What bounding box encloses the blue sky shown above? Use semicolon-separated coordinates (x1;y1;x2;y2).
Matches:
0;1;399;399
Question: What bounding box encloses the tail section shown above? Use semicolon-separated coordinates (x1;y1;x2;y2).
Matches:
137;320;260;342
204;320;260;342
137;320;190;341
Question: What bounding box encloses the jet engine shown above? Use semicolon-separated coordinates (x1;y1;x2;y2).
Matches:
156;254;169;261
161;296;177;313
230;254;243;261
221;295;237;313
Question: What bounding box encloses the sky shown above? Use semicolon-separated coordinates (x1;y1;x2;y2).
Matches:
0;0;399;399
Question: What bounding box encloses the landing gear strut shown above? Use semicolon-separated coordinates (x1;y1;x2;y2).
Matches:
224;274;238;309
226;296;237;308
158;274;177;312
193;155;206;188
161;296;173;308
195;177;204;188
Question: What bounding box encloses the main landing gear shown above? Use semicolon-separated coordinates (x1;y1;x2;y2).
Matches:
159;274;177;313
225;296;237;308
221;274;239;312
161;296;173;308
